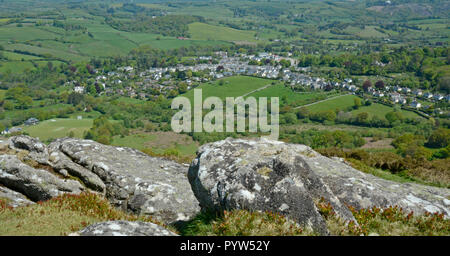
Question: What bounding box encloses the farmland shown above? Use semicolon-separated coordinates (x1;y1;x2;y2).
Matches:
306;94;423;120
0;0;449;238
351;102;422;120
248;85;341;107
22;118;93;141
182;76;278;102
188;22;257;44
306;95;360;112
0;0;448;74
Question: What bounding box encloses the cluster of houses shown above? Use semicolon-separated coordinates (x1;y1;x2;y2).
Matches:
67;51;449;115
67;52;299;98
67;52;336;98
365;85;449;110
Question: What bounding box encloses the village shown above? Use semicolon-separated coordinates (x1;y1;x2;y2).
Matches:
67;51;448;116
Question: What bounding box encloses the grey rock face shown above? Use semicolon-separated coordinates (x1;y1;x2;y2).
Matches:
1;136;200;224
0;154;84;201
47;144;106;193
0;185;34;207
74;220;178;236
9;135;49;164
188;138;450;234
48;138;200;224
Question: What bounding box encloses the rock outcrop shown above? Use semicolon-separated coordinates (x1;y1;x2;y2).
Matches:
0;136;200;224
0;154;84;201
0;185;34;208
9;135;49;165
2;135;449;236
188;138;450;234
72;221;178;236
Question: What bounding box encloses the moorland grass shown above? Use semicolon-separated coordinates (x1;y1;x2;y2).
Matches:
0;193;162;236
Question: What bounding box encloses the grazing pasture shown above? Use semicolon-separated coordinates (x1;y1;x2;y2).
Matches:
188;22;257;43
22;118;93;141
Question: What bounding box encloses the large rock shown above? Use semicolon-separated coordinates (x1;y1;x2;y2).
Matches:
48;138;200;224
9;135;49;164
1;136;200;224
0;154;84;201
73;221;178;236
47;144;105;193
0;185;34;208
188;138;450;234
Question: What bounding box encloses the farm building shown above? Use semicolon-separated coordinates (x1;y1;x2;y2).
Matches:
24;117;39;126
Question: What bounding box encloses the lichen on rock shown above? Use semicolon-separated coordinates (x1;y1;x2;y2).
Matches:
188;138;450;235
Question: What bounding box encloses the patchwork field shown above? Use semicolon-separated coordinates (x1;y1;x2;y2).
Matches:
0;13;232;73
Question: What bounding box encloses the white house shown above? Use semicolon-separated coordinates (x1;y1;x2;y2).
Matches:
423;92;433;99
74;86;84;94
433;94;444;101
410;101;421;109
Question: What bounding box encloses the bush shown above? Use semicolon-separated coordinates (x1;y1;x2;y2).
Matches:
426;128;450;148
177;210;309;236
318;198;450;236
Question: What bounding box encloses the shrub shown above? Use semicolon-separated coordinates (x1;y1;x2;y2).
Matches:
317;198;450;236
176;210;311;236
426;128;450;148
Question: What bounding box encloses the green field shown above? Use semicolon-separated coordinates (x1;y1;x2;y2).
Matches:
1;51;41;61
112;133;156;150
3;103;71;120
352;102;422;119
0;14;231;71
248;85;338;107
22;118;93;141
306;95;359;112
306;94;422;119
0;61;36;73
181;76;276;103
188;22;257;43
357;26;387;38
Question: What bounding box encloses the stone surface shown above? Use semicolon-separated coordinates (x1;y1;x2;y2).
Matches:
48;138;200;224
0;185;34;207
188;138;450;234
0;154;84;201
1;136;200;224
47;144;106;193
74;221;178;236
9;135;49;164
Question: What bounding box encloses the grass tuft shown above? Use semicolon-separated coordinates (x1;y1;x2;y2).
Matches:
0;192;166;236
175;210;313;236
316;198;450;236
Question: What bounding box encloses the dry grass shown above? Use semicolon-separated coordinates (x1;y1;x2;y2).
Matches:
318;148;450;188
177;210;314;236
316;198;450;236
361;138;394;149
0;193;165;236
405;158;450;187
